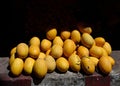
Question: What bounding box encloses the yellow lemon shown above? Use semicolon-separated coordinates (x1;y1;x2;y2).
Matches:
56;57;69;73
60;30;70;40
11;58;24;76
46;28;57;40
33;58;47;78
24;57;35;75
28;45;40;59
16;43;29;59
41;39;52;52
63;39;76;58
29;36;40;46
45;55;56;73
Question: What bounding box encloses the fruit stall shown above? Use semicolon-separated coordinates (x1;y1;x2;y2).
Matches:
0;0;120;86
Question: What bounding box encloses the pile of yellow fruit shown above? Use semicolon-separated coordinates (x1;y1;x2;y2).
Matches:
9;27;115;78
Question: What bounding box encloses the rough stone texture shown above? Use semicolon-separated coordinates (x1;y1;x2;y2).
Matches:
0;51;120;86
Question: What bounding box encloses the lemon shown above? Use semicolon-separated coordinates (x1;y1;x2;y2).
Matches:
16;43;29;59
77;46;89;58
11;58;24;76
38;52;46;59
103;42;112;55
98;56;112;74
94;37;105;47
46;28;57;40
81;57;95;74
45;55;56;73
56;57;69;73
9;54;15;67
68;53;81;72
41;39;52;52
24;57;35;75
63;39;76;58
81;33;94;48
29;45;40;59
29;36;40;46
50;44;63;59
79;27;92;34
33;58;47;78
10;47;16;55
89;45;103;59
60;30;70;40
71;29;81;44
53;36;63;47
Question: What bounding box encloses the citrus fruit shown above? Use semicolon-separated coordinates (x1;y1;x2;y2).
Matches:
56;57;69;73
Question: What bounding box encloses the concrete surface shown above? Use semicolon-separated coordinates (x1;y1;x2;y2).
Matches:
0;51;120;86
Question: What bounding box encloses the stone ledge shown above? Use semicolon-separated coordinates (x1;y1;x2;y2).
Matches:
0;51;120;86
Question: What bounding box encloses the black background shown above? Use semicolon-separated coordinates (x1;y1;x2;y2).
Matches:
1;0;120;56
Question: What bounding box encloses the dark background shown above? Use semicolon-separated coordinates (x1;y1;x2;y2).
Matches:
1;0;120;57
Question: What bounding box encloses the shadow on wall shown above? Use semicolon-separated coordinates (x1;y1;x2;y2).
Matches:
0;0;120;56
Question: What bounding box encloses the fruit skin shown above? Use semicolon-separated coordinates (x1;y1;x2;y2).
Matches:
98;56;112;75
28;45;40;59
94;37;105;47
50;44;63;59
60;31;70;40
29;36;40;46
81;33;94;48
77;46;89;59
45;55;56;73
89;56;99;66
41;39;52;52
46;28;57;40
107;56;115;66
10;47;16;55
71;30;81;44
56;57;69;73
63;39;76;58
53;36;63;47
103;42;112;55
24;57;35;75
38;52;46;59
81;57;95;74
79;27;92;34
89;45;103;59
68;53;81;72
9;54;15;67
10;58;24;76
16;43;29;59
33;58;48;78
